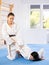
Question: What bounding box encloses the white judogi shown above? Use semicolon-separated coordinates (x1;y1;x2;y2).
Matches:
19;45;44;60
2;22;44;60
2;23;23;45
2;22;24;60
19;45;32;60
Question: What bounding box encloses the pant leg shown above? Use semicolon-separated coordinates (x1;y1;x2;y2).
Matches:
6;43;17;60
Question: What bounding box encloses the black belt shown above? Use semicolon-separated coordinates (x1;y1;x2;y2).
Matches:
9;35;16;37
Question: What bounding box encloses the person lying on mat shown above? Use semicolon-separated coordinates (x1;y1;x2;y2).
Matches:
15;44;44;61
2;12;24;60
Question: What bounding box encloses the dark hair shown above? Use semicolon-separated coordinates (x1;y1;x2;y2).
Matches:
31;51;41;61
7;12;15;17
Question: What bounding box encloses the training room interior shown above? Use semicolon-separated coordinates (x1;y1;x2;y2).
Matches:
0;0;49;65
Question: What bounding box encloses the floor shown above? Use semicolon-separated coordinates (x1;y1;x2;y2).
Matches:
0;44;49;65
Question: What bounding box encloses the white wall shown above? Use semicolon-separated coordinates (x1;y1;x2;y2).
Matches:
3;0;49;44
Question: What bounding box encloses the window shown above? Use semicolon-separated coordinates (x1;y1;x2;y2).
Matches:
43;5;49;29
30;5;40;28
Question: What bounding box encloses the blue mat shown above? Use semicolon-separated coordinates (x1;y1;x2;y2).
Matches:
0;44;49;65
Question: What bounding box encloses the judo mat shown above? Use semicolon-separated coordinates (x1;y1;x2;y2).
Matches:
0;44;49;65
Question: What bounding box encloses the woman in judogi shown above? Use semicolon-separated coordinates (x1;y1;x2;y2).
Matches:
17;44;44;61
2;12;24;60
